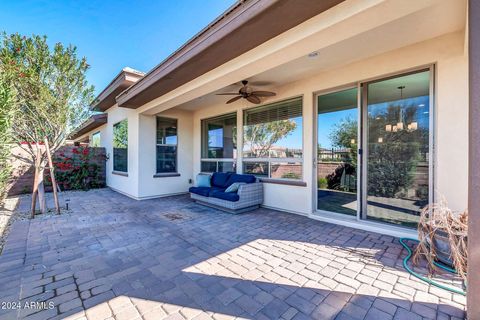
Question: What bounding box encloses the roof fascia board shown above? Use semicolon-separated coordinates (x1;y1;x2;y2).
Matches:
92;70;144;110
116;0;274;107
135;0;437;115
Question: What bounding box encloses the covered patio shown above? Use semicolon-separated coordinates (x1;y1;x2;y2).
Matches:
0;189;466;319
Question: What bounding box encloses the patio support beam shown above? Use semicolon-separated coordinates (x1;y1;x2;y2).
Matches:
468;0;480;319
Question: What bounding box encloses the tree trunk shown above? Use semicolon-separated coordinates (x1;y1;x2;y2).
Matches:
30;156;39;219
37;161;46;214
44;138;60;214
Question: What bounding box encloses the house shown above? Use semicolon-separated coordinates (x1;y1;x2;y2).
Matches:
69;0;468;233
70;1;480;316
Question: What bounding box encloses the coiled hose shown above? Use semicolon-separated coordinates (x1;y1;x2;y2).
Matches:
399;238;466;296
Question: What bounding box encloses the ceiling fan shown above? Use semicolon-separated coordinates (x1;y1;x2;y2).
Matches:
216;80;276;104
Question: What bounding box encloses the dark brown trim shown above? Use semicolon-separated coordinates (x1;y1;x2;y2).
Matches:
468;1;480;319
70;114;108;140
112;171;128;177
259;178;307;187
92;68;144;112
116;0;345;109
153;173;181;178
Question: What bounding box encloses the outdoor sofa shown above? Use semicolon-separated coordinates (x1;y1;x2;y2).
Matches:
189;172;263;213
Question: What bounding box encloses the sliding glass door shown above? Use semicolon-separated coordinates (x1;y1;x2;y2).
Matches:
316;68;432;229
364;70;431;228
317;88;358;215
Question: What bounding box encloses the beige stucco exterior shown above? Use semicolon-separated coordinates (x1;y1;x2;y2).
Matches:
77;0;468;238
187;32;468;215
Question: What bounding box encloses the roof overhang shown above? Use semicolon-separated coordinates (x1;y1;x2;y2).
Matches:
116;0;345;109
69;113;108;140
93;68;144;111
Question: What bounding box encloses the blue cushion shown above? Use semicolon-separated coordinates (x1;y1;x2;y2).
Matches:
211;172;232;188
210;190;240;202
208;186;226;196
196;174;211;187
226;174;256;185
189;187;211;197
225;182;245;193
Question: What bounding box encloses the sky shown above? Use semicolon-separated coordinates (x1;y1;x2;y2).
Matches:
0;0;235;95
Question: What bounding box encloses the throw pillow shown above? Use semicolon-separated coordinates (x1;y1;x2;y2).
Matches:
196;174;211;187
225;182;246;193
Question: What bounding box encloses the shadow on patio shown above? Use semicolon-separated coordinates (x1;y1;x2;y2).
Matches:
0;189;466;319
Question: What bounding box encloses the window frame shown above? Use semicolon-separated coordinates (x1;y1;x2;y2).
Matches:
91;131;101;147
112;119;128;174
200;112;237;173
156;116;178;175
242;96;304;181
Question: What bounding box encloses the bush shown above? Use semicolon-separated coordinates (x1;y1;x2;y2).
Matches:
367;141;420;198
49;147;106;191
0;75;15;202
281;172;300;180
318;177;328;189
326;163;356;192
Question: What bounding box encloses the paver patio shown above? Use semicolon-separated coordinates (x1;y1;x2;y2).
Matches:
0;189;466;320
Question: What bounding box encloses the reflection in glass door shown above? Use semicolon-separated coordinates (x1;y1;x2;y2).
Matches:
364;70;431;228
317;88;358;215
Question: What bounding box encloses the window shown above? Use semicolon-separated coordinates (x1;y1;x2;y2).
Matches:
201;113;237;172
113;120;128;172
243;97;303;180
91;131;101;147
156;117;178;173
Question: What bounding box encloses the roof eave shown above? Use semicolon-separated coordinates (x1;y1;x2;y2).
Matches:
92;69;144;112
116;0;345;109
70;114;108;140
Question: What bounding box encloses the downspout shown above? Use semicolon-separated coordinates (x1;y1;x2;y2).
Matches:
468;0;480;319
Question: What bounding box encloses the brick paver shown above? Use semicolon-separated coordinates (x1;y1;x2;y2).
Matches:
0;189;466;319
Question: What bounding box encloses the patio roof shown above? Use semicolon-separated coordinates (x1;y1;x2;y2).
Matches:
69;113;108;140
115;0;345;109
92;67;145;112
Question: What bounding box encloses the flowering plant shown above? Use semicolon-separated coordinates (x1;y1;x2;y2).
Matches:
48;146;106;191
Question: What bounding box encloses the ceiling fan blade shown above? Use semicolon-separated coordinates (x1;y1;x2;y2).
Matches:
246;95;261;104
216;93;240;95
226;96;243;104
251;91;276;97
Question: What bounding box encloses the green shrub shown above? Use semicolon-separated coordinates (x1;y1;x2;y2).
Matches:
281;172;300;180
0;74;15;202
318;177;328;189
367;141;420;197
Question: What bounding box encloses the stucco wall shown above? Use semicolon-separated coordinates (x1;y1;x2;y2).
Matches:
82;31;468;214
101;105;139;198
189;31;468;213
136;109;194;199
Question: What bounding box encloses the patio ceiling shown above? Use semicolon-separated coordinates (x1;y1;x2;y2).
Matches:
174;0;466;112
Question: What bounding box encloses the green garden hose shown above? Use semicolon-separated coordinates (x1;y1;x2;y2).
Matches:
399;238;466;296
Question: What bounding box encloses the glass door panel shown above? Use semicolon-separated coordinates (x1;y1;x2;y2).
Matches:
317;88;358;215
365;70;430;228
